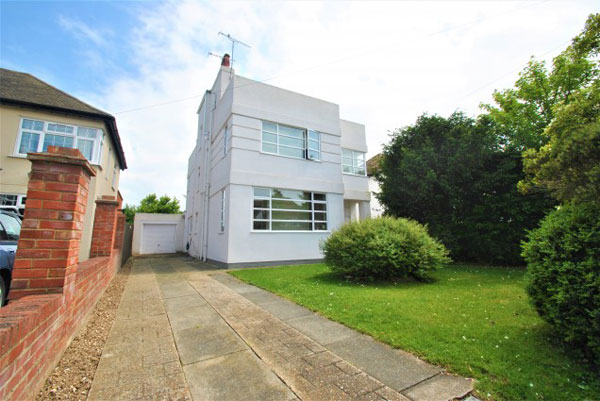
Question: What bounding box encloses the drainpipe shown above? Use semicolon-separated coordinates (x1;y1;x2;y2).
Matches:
201;90;215;262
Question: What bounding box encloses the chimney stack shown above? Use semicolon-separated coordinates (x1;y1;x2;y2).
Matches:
221;54;231;67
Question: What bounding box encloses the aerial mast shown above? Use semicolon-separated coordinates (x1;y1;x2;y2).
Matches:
217;32;251;71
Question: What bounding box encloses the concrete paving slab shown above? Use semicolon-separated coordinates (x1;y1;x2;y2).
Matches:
327;335;442;392
164;293;207;312
156;279;198;299
173;321;247;366
402;374;474;401
242;288;286;304
167;303;220;332
287;313;360;345
259;299;314;321
183;350;297;401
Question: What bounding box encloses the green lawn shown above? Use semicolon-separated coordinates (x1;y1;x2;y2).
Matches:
230;264;600;401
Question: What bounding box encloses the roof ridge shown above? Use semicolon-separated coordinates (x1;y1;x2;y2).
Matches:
0;68;112;117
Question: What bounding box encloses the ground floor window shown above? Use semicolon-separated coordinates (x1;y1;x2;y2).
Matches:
253;187;327;231
0;194;26;215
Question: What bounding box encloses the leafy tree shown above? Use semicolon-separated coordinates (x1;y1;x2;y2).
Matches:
123;203;136;223
482;13;599;151
123;194;181;223
377;113;554;265
519;81;600;203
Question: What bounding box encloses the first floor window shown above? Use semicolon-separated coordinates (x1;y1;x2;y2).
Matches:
253;187;327;231
261;121;321;161
15;118;104;164
220;190;226;232
342;148;366;175
223;125;231;156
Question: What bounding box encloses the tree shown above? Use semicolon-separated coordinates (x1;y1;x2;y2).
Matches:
482;13;599;151
123;194;181;223
123;203;136;223
519;81;600;203
377;113;554;265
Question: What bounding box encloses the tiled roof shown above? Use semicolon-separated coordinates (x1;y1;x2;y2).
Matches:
366;153;382;176
0;68;127;169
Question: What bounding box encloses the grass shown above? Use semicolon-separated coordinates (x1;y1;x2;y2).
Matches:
230;264;600;401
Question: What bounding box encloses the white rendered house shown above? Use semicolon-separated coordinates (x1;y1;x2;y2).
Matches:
184;56;370;266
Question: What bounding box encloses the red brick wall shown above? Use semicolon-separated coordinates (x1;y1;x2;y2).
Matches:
0;147;126;401
90;199;118;258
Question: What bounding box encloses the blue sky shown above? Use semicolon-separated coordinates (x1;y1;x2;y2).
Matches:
1;1;598;206
2;1;138;95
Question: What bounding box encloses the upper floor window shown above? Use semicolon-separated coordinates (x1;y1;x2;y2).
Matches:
342;149;366;176
15;118;104;164
261;121;321;161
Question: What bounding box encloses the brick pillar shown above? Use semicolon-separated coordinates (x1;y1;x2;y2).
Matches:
10;146;95;299
90;196;119;258
113;212;126;250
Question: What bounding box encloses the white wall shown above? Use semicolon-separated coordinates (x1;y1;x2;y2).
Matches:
369;176;384;217
224;184;344;264
132;213;185;255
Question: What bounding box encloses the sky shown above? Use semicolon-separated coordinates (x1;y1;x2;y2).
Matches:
1;0;597;207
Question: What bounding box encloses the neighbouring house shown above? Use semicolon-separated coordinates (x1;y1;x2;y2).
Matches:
366;154;384;217
185;55;371;266
0;68;127;261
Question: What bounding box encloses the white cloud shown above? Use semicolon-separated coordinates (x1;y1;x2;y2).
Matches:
58;15;108;47
86;0;597;206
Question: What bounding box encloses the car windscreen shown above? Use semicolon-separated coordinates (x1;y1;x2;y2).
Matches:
0;213;21;241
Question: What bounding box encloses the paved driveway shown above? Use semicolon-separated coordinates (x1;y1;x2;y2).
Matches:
88;256;473;401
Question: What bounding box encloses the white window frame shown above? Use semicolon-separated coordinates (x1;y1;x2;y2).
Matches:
223;125;231;156
261;121;321;161
219;190;226;233
341;148;366;176
252;187;328;232
13;117;104;165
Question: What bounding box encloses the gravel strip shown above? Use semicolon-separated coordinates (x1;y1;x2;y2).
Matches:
36;258;133;401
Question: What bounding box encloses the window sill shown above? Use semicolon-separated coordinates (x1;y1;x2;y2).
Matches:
9;154;102;167
259;151;322;163
342;172;367;177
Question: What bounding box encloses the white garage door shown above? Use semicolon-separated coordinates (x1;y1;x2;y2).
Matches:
141;223;177;254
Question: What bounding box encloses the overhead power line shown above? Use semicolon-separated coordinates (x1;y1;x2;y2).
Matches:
112;0;551;115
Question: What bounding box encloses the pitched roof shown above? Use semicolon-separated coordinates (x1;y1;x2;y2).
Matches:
0;68;127;169
366;153;382;176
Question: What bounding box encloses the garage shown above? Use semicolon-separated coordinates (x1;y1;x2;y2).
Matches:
141;223;177;254
132;213;184;256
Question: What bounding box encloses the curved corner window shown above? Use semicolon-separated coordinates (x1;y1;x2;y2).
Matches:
252;187;327;231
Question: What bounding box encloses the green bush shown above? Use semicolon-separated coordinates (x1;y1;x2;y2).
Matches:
321;217;451;281
522;202;600;364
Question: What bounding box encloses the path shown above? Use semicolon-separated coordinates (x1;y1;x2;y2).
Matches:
89;256;473;401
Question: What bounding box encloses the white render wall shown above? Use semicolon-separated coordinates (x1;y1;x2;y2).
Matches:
369;176;384;217
185;66;371;264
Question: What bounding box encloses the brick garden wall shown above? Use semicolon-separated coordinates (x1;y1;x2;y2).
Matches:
0;147;126;401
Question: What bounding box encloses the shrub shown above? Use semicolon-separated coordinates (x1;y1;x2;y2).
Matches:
321;217;450;281
522;202;600;364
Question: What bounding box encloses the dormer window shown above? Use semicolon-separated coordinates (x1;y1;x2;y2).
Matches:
261;121;321;161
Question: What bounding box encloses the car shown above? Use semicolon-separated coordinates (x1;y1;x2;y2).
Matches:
0;210;22;307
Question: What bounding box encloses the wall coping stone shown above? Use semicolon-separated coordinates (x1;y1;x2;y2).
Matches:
27;146;96;177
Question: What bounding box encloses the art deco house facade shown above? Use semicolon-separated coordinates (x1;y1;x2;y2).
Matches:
185;56;370;265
